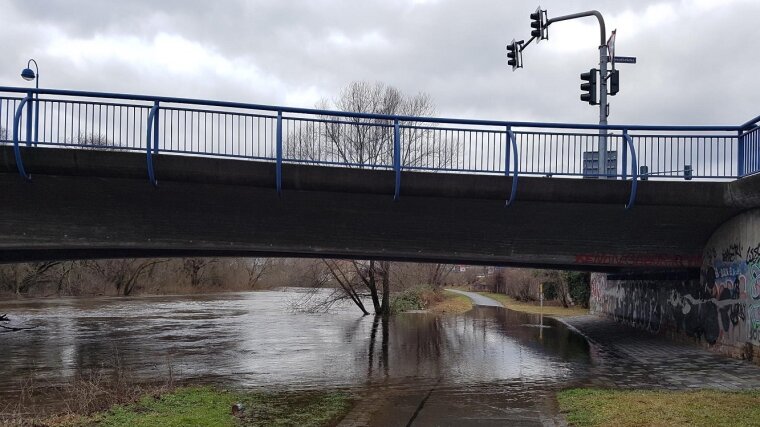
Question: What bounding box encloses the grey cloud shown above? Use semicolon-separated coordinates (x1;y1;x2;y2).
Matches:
1;0;758;127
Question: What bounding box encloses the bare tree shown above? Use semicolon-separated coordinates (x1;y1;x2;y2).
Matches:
78;132;118;150
294;259;392;316
285;82;452;316
541;270;572;307
180;258;220;288
286;81;454;169
88;259;167;296
233;258;272;289
0;262;62;295
423;263;455;289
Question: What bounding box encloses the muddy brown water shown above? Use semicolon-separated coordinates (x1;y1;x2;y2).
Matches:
0;290;593;425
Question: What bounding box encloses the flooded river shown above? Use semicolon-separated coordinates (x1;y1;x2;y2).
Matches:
0;290;594;425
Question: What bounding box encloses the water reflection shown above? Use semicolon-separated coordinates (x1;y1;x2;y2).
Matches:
0;291;592;402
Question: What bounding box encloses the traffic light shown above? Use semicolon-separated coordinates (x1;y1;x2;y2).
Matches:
530;7;548;41
609;70;619;96
580;69;598;105
506;39;522;71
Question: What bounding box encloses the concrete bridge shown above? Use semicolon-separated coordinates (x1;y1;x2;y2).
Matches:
1;86;759;273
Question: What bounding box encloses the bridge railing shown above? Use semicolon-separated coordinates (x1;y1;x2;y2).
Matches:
741;125;760;177
0;87;757;206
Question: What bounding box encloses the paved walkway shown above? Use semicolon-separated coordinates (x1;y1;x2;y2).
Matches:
446;289;502;307
452;289;760;390
557;315;760;390
339;292;760;426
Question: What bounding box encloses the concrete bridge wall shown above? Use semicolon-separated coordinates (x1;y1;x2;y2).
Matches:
4;146;757;269
591;208;760;363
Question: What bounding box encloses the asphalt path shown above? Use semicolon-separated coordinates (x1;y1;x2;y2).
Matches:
446;289;503;307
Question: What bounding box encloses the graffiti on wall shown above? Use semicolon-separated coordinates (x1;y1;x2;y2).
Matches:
590;240;760;350
748;243;760;301
749;304;760;342
590;275;666;334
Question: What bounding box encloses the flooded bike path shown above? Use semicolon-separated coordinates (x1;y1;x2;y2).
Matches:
0;291;592;425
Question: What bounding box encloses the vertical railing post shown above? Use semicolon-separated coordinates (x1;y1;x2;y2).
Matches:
393;119;401;201
25;91;33;147
621;132;628;179
33;92;39;145
276;111;283;196
737;130;745;178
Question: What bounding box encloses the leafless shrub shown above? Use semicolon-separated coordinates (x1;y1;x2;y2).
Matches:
502;268;541;302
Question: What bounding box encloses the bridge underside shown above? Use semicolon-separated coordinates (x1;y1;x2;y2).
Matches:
1;147;758;271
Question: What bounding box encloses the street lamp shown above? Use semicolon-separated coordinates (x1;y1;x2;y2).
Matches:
20;59;39;145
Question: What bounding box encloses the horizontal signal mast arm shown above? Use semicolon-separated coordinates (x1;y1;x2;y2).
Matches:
546;10;606;46
520;36;537;50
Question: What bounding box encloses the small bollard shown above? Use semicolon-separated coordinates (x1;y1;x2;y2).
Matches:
639;165;649;181
684;164;693;180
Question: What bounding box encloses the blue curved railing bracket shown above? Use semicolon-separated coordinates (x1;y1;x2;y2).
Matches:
393;120;401;201
12;94;32;181
505;128;519;206
145;101;160;187
623;131;638;210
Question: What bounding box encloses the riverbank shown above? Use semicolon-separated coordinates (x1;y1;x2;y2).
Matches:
428;289;473;314
30;386;352;427
476;291;588;316
390;287;473;315
558;388;760;427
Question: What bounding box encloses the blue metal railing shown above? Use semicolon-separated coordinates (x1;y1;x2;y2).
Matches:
1;86;758;209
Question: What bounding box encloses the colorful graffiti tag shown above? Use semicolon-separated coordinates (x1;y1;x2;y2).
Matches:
590;240;760;351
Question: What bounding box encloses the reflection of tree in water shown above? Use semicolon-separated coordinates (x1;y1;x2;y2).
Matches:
361;306;591;384
367;315;390;379
365;314;452;382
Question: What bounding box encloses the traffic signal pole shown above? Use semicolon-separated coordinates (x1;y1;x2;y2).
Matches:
599;44;608;177
545;10;609;177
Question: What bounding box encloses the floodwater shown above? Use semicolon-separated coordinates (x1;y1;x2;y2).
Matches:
0;290;594;425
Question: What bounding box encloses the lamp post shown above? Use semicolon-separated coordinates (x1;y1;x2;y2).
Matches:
21;59;39;145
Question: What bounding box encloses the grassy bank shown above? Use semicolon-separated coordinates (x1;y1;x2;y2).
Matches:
477;292;588;317
428;290;473;315
558;388;760;427
39;386;352;427
391;287;473;315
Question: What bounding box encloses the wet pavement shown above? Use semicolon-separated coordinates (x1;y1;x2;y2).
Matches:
559;315;760;391
1;290;760;426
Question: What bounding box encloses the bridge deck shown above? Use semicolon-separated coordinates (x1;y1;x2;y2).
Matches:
2;146;757;270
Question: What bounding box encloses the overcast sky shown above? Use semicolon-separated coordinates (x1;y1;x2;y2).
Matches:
1;0;757;126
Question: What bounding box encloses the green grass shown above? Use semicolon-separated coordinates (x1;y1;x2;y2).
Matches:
558;388;760;427
60;386;352;427
477;292;589;317
428;290;473;315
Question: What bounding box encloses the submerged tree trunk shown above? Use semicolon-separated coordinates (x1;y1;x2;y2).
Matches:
366;260;381;314
323;260;370;315
380;261;391;317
